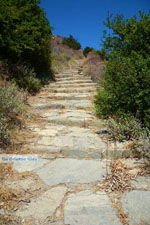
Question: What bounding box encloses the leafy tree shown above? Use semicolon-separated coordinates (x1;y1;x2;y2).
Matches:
63;35;81;50
0;0;53;78
95;11;150;128
83;46;94;57
103;11;150;58
97;49;108;60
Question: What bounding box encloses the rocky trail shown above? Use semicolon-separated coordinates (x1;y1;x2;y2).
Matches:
3;60;150;225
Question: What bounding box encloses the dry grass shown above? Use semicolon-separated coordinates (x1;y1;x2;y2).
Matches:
0;162;36;224
83;63;105;82
51;51;78;74
97;160;138;193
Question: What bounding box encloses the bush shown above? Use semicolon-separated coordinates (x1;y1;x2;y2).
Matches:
16;75;41;94
107;115;150;161
134;129;150;159
107;115;143;142
0;0;53;79
63;35;81;50
0;116;10;146
0;85;26;147
134;129;150;160
97;49;108;60
95;11;150;128
9;64;41;94
83;47;94;57
95;52;150;127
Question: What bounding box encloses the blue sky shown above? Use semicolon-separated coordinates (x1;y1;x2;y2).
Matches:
40;0;149;49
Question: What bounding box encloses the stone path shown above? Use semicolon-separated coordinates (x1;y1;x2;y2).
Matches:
3;60;150;224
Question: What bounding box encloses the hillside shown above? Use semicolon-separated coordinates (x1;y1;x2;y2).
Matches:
83;51;106;82
50;35;84;75
0;2;149;224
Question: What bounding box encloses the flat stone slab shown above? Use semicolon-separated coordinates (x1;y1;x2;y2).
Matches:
12;156;49;173
24;143;61;153
56;76;92;81
33;103;64;110
43;109;93;118
24;126;107;155
49;100;92;109
16;186;67;223
36;127;107;151
56;79;92;84
35;158;108;186
64;190;122;225
54;83;96;87
43;109;96;126
31;100;92;110
43;93;93;100
121;190;150;225
131;176;150;190
53;87;95;93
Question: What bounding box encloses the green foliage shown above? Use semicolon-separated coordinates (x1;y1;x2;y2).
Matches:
9;64;41;94
103;11;150;58
0;85;26;146
0;116;10;146
97;49;108;60
63;35;81;50
107;115;150;161
133;129;150;161
83;46;108;59
107;115;143;142
83;46;94;57
0;0;53;79
95;11;150;128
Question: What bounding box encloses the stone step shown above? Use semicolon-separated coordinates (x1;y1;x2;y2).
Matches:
48;118;103;128
55;73;80;78
50;87;95;93
31;100;92;110
57;70;79;74
42;109;103;128
50;83;96;88
39;93;93;100
23;124;131;159
56;76;90;81
56;79;93;84
64;191;122;225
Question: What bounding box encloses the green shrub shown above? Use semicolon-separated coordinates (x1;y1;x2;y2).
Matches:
95;87;115;117
0;0;53;79
95;52;150;127
0;85;26;147
63;35;81;50
107;115;143;142
9;64;41;94
107;114;150;161
97;49;108;60
83;47;94;57
15;75;41;94
0;116;10;146
134;129;150;160
95;11;150;128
